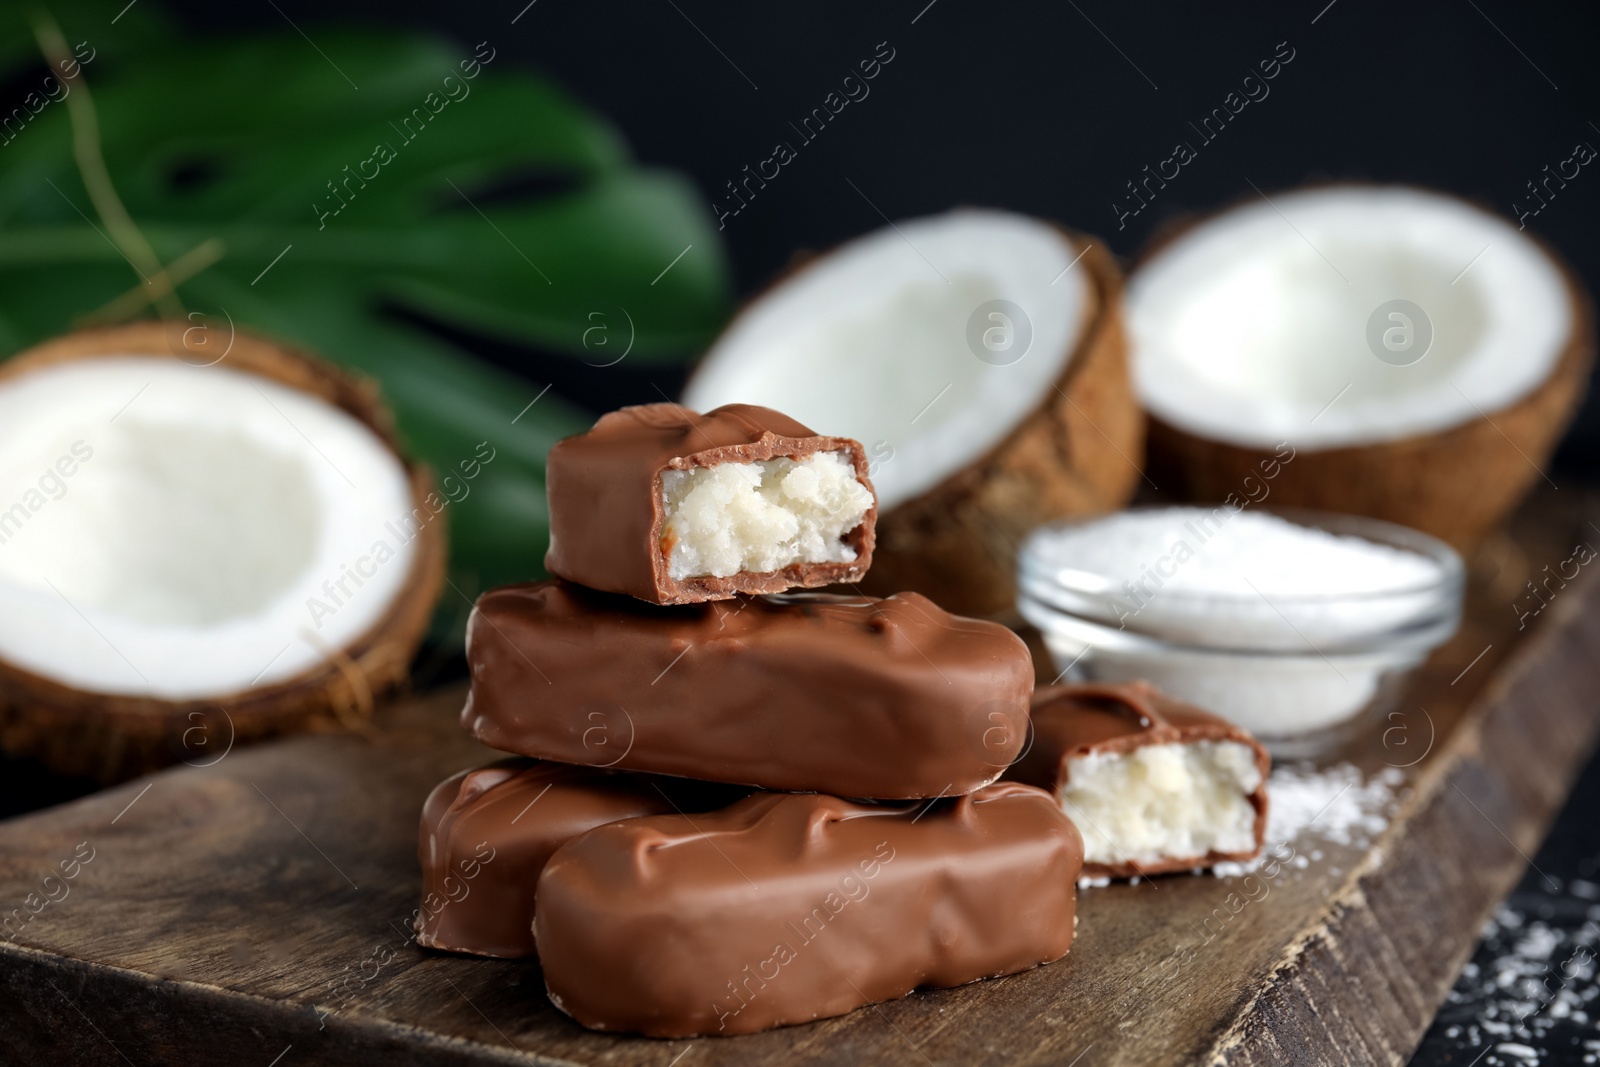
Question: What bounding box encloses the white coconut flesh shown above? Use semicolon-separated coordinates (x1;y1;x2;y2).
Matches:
1062;740;1261;866
1128;186;1572;450
0;356;417;699
660;451;873;581
684;210;1093;510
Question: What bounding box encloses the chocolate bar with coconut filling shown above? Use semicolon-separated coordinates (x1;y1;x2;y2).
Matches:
462;580;1033;800
544;403;876;605
1009;681;1270;878
533;783;1083;1037
414;758;743;957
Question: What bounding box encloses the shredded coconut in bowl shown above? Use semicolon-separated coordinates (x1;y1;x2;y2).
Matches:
1019;507;1461;743
1032;508;1442;600
1026;507;1444;648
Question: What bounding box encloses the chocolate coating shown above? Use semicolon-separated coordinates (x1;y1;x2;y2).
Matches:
544;403;876;605
462;581;1033;799
1010;681;1271;877
413;759;683;957
534;783;1083;1037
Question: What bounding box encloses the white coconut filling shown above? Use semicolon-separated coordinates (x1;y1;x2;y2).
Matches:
1129;186;1572;450
0;356;417;699
1061;740;1261;867
660;451;871;581
684;210;1091;510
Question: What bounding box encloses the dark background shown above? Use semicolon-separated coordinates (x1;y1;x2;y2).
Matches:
166;0;1600;470
21;2;1600;1062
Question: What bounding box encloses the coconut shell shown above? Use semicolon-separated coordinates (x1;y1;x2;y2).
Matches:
858;236;1142;616
0;322;446;783
1138;192;1595;555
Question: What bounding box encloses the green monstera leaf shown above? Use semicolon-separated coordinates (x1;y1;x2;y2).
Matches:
0;3;731;612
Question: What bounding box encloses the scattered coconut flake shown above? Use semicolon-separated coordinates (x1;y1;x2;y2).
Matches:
1077;875;1112;889
1423;893;1600;1065
1211;763;1404;878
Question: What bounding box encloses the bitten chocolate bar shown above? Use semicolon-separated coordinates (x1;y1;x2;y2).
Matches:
462;581;1033;799
413;759;678;957
534;784;1083;1037
544;403;876;605
1010;682;1270;878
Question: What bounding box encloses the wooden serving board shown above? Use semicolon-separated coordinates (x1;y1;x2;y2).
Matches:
4;492;1600;1067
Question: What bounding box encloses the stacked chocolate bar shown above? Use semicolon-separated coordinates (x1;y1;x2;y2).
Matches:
413;403;1085;1037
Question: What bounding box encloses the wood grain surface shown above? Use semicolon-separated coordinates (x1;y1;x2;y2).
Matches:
3;493;1599;1067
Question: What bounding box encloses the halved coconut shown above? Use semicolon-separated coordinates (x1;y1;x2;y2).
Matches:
684;209;1140;615
1129;185;1594;552
0;322;445;782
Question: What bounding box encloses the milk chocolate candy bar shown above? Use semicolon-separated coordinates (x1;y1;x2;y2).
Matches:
463;581;1032;799
544;403;876;605
534;783;1083;1037
414;759;741;957
1010;682;1270;878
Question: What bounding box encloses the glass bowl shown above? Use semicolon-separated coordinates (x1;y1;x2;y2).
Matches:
1016;506;1465;758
